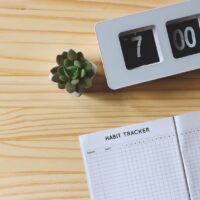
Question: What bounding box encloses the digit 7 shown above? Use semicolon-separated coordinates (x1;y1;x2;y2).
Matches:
131;36;142;58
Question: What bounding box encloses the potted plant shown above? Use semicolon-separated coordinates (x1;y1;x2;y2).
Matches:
50;49;96;97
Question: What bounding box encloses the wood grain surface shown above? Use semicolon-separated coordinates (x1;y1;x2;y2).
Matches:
0;0;199;199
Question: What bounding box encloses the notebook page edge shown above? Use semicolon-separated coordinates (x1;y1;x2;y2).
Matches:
174;111;200;200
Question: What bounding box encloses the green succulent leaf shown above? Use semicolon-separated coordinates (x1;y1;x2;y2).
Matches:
83;78;92;89
57;67;64;75
67;49;77;61
77;52;85;62
58;83;65;89
62;51;68;58
67;65;76;70
72;69;79;80
56;55;64;66
50;66;59;75
51;73;60;83
64;59;72;68
86;69;94;78
74;60;81;68
77;83;85;94
63;67;70;78
67;66;79;80
84;61;93;71
59;75;67;82
80;68;86;78
65;82;76;93
71;79;80;86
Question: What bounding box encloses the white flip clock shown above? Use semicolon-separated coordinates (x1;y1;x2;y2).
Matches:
95;0;200;90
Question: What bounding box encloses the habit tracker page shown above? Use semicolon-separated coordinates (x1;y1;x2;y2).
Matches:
79;117;190;200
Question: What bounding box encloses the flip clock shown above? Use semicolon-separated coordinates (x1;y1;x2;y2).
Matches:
95;0;200;90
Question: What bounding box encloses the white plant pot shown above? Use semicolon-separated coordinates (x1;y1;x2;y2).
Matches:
49;62;97;97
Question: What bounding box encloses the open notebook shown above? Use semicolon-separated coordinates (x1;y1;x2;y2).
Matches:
79;111;200;200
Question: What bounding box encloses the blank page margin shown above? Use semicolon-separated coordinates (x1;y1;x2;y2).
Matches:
175;111;200;200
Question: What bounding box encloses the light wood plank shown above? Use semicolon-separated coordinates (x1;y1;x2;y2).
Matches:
1;0;200;199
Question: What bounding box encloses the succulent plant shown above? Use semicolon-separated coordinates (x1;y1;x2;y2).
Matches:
50;49;95;95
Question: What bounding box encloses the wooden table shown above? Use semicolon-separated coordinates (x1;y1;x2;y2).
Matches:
0;0;199;199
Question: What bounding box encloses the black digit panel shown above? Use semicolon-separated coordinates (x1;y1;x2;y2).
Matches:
167;18;200;58
119;28;160;70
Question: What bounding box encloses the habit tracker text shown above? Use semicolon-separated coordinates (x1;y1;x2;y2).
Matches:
105;127;150;141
